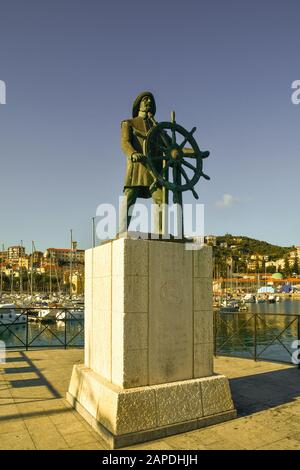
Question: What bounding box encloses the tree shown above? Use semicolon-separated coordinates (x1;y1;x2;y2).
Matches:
292;257;299;275
283;256;291;278
255;258;260;273
266;265;276;274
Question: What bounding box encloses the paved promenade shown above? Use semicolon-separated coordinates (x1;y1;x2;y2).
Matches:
1;349;300;450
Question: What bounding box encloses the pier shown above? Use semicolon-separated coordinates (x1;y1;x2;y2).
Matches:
1;349;300;450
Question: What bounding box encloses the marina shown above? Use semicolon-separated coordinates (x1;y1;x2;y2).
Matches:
215;298;300;365
0;293;84;349
1;291;299;367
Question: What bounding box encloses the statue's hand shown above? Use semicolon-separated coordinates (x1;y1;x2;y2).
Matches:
131;152;146;163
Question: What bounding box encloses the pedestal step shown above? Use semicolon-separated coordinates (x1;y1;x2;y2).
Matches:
67;364;236;449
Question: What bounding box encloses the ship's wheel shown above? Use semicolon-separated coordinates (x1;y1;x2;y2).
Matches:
144;112;210;201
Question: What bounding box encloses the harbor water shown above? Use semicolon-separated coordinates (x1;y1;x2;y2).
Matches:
216;298;300;364
0;319;84;349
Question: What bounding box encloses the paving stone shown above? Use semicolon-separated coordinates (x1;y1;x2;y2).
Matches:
55;419;89;435
29;429;69;450
62;430;103;447
163;434;207;450
69;441;106;450
206;440;246;450
259;437;300;450
125;439;175;450
23;415;55;430
49;410;83;426
0;430;36;450
0;404;19;418
0;418;27;435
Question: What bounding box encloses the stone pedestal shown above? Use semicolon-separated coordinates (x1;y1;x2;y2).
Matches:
67;237;236;448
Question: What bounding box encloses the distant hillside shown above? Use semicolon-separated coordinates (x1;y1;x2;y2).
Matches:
216;234;292;260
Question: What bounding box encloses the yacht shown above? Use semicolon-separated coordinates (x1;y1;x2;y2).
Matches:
243;293;256;303
0;304;26;325
220;300;240;312
55;309;84;321
29;302;59;322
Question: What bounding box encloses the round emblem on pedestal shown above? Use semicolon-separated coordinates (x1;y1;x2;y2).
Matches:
160;280;183;305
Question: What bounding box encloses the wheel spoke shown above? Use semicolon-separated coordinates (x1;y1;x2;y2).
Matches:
183;152;197;158
148;136;168;153
173;162;178;183
179;128;196;149
201;150;210;158
182;160;196;171
151;155;169;161
179;136;189;149
158;143;169;152
179;166;191;184
172;123;176;145
162;160;171;176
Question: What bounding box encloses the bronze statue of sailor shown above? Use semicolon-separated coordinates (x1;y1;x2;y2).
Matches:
119;91;210;236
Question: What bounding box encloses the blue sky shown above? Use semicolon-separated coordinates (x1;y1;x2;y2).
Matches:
0;0;300;251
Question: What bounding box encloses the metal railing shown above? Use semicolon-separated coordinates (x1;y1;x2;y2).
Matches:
2;307;299;367
214;311;300;367
0;307;84;350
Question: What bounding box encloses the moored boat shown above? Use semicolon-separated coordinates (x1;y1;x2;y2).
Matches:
0;304;26;325
55;309;84;321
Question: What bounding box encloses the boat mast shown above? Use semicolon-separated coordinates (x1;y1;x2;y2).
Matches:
50;251;52;295
30;241;33;296
10;267;14;296
20;240;23;295
55;259;61;295
0;244;3;299
70;229;73;299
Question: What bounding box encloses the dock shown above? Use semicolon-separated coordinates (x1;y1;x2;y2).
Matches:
1;350;300;450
